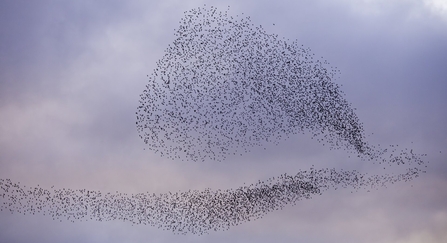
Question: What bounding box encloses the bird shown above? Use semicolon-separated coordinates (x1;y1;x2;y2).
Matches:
1;5;428;235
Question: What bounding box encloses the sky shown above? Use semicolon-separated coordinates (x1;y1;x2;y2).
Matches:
1;0;447;242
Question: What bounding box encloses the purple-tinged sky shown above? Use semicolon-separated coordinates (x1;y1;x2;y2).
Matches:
1;0;446;242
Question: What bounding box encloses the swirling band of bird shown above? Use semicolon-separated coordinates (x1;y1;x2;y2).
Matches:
0;5;428;235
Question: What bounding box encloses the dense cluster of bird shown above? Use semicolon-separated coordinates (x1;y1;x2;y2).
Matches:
1;5;427;235
137;5;372;162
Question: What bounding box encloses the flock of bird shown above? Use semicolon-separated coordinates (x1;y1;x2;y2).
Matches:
137;5;369;162
0;166;422;234
1;5;427;235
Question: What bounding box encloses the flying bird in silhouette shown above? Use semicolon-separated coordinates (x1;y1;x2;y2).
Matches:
1;5;427;235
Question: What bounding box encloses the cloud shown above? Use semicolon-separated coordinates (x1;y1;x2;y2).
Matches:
0;0;446;242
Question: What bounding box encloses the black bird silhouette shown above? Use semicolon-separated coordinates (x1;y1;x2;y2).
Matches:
1;5;427;235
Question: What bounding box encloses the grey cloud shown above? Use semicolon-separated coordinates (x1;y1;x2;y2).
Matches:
1;0;446;242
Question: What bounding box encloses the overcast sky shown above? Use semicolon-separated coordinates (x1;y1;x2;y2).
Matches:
1;0;447;242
